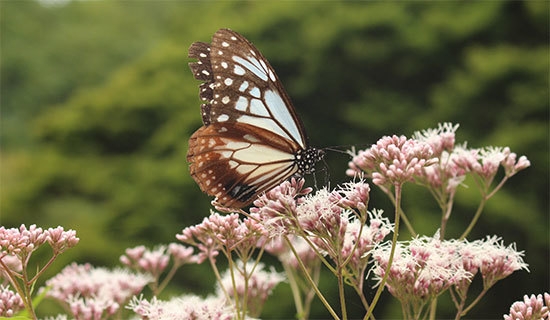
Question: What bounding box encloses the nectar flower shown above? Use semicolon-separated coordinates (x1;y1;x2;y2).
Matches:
120;245;170;278
342;210;392;274
67;295;120;320
332;180;371;213
45;263;152;307
250;178;312;237
218;261;285;317
474;236;529;288
371;235;472;308
128;295;234;320
177;212;265;262
0;285;24;317
348;135;437;186
413;122;459;157
503;293;550;320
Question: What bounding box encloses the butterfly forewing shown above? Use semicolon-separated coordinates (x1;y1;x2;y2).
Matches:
187;29;323;208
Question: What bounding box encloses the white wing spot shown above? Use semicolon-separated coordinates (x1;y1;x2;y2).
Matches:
218;127;228;133
222;41;229;47
221;62;228;69
224;78;233;86
268;69;276;82
199;53;207;58
217;114;229;122
235;96;248;111
234;65;245;75
201;70;210;76
221;96;230;104
238;81;249;92
249;86;261;98
249;98;269;116
233;56;267;81
243;134;260;143
231;36;237;41
218;50;223;55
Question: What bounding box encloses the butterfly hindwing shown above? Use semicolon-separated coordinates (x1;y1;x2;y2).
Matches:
187;123;299;208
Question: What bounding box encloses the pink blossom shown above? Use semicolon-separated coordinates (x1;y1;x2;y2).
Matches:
218;261;285;317
504;293;549;320
46;227;79;253
0;255;22;283
177;212;265;262
348;135;436;186
474;236;529;288
341;210;392;274
250;178;311;236
67;295;120;320
129;295;234;320
500;147;531;176
0;224;48;256
168;243;198;265
0;285;24;317
332;181;371;213
413;122;459;157
371;235;472;307
45;263;152;307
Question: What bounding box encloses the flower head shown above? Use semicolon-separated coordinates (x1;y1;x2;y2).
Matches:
217;261;285;317
250;178;311;237
45;263;152;307
177;212;265;263
371;235;472;306
348;135;436;186
120;245;170;279
129;295;234;320
413;123;459;157
0;285;24;317
67;295;120;320
504;293;550;320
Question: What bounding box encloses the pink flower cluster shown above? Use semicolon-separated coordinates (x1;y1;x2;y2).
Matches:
0;285;23;317
177;212;265;263
371;234;529;313
120;243;197;278
0;224;78;258
217;261;285;317
347;135;437;186
504;293;549;320
45;262;152;319
348;123;530;195
254;179;391;279
129;295;233;320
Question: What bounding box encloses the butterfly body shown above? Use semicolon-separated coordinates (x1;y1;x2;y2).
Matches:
187;29;323;208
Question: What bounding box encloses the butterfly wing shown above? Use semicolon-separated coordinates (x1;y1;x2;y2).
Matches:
187;29;320;208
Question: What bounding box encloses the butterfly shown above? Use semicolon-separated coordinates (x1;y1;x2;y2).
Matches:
187;29;324;209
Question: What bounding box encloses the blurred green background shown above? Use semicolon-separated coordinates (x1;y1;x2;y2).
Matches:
1;1;548;318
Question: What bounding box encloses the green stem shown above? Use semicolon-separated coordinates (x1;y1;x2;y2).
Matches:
459;197;486;240
285;235;340;320
337;265;347;320
282;261;305;319
364;183;402;320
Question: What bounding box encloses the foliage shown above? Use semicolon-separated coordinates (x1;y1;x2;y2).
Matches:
1;1;547;318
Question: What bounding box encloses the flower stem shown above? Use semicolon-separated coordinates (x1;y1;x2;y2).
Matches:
285;235;340;320
364;183;402;320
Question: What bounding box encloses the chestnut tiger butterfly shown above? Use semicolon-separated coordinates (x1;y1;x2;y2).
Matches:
187;29;324;209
